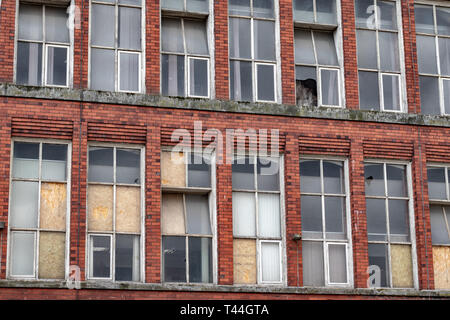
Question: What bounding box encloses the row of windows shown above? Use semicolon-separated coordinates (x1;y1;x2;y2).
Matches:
13;0;450;115
7;140;450;289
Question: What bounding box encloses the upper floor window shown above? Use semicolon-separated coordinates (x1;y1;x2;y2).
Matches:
355;0;405;112
427;166;450;245
89;0;143;93
16;4;70;87
161;0;209;13
229;0;278;103
8;140;69;279
293;0;337;25
415;4;450;115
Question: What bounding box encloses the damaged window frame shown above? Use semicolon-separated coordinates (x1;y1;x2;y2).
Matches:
427;164;450;245
86;143;145;282
160;147;217;284
7;139;71;280
364;160;418;289
299;157;353;288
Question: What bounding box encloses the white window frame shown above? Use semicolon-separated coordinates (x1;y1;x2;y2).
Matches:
85;143;145;282
299;156;353;288
255;62;277;103
88;233;113;280
187;56;211;99
44;44;70;88
7;138;72;280
257;240;283;284
318;66;341;108
117;50;142;93
293;0;338;26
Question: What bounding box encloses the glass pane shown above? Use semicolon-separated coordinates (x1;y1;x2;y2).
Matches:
315;32;338;66
11;232;35;276
320;69;339;106
261;242;281;282
328;244;347;283
430;206;449;244
296;66;317;107
325;197;346;239
232;192;256;237
232;156;255;190
419;76;440;115
382;74;400;111
188;153;211;188
229;18;251;59
293;0;314;23
18;4;42;41
119;7;141;50
444;80;450;115
302;241;324;286
119;0;141;5
427;167;446;200
229;0;251;16
46;46;68;87
364;163;385;196
10;181;39;229
439;37;450;76
368;243;389;287
161;54;185;96
45;7;69;43
414;5;435;34
115;235;140;282
161;18;184;53
163;236;186;282
189;58;209;97
185;20;208;55
119;52;139;92
359;71;380;111
316;0;337;25
257;157;279;191
357;30;377;69
254;20;275;61
323;161;344;194
301;195;323;234
91;235;111;278
88;147;113;183
366;198;387;241
253;0;274;19
186;0;209;13
161;0;184;11
188;237;212;283
294;30;315;64
355;0;375;29
91;4;115;47
258;194;281;238
378;0;397;30
116;148;140;184
230;60;253;102
300;160;321;193
388;199;409;242
437;7;450;36
42;143;67;181
186;194;211;235
90;48;115;91
16;42;42;86
416;35;438;75
13;142;39;179
386;164;407;197
379;32;399;72
256;64;275;102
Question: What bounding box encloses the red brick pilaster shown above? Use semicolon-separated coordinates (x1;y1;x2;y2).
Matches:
214;0;229;100
0;0;16;83
145;0;160;95
279;0;295;105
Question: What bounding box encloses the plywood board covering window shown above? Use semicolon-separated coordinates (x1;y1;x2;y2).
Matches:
233;239;257;284
88;185;113;232
390;244;413;288
432;246;450;289
40;183;67;231
38;232;65;279
161;151;186;187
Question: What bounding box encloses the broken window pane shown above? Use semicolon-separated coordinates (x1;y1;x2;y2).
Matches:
293;0;314;23
261;242;281;282
16;42;42;86
439;37;450;76
189;58;208;97
185;20;208;55
325;196;345;239
229;18;251;59
419;76;440;115
357;30;377;69
414;5;434;34
161;54;185;97
253;0;274;19
416;35;438;75
359;71;380;111
296;66;317;107
378;1;397;30
186;194;211;235
91;235;111;278
379;32;399;72
91;4;115;47
388;199;409;242
230;60;253;102
257;157;279;191
301;195;323;236
163;236;186;282
188;237;212;283
10;181;39;229
162;0;184;11
368;243;389;287
115;234;140;281
188;153;211;188
161;18;184;53
256;64;275;102
117;148;140;184
186;0;209;13
254;20;275;61
444;80;450;115
18;4;42;41
382;74;400;111
88;147;114;183
91;48;115;91
11;232;35;276
316;0;337;25
232;192;256;237
229;0;250;16
430;206;449;244
46;46;68;87
386;164;407;197
42;143;67;181
366;198;387;241
323;161;344;194
365;163;385;196
45;7;69;43
300;160;321;193
13;142;39;179
258;194;280;238
315;32;338;66
232;156;255;190
302;241;324;286
294;30;315;65
119;7;141;50
328;244;347;283
320;69;339;106
437;7;450;36
427;167;446;200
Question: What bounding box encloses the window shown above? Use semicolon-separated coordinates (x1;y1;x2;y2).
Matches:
355;0;404;112
232;155;283;284
87;146;143;281
161;0;209;13
427;166;450;245
415;4;450;115
293;0;337;25
8;141;69;279
16;4;70;87
300;159;352;287
229;0;278;103
90;0;142;93
364;162;416;288
161;150;215;283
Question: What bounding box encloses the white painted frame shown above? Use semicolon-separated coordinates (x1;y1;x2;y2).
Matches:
44;44;70;88
258;240;283;284
117;50;142;93
187;56;210;98
88;233;113;280
255;62;277;103
293;0;339;26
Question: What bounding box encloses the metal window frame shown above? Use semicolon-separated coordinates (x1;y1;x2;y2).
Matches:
255;62;277;103
117;50;142;93
44;43;70;88
187;56;210;98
